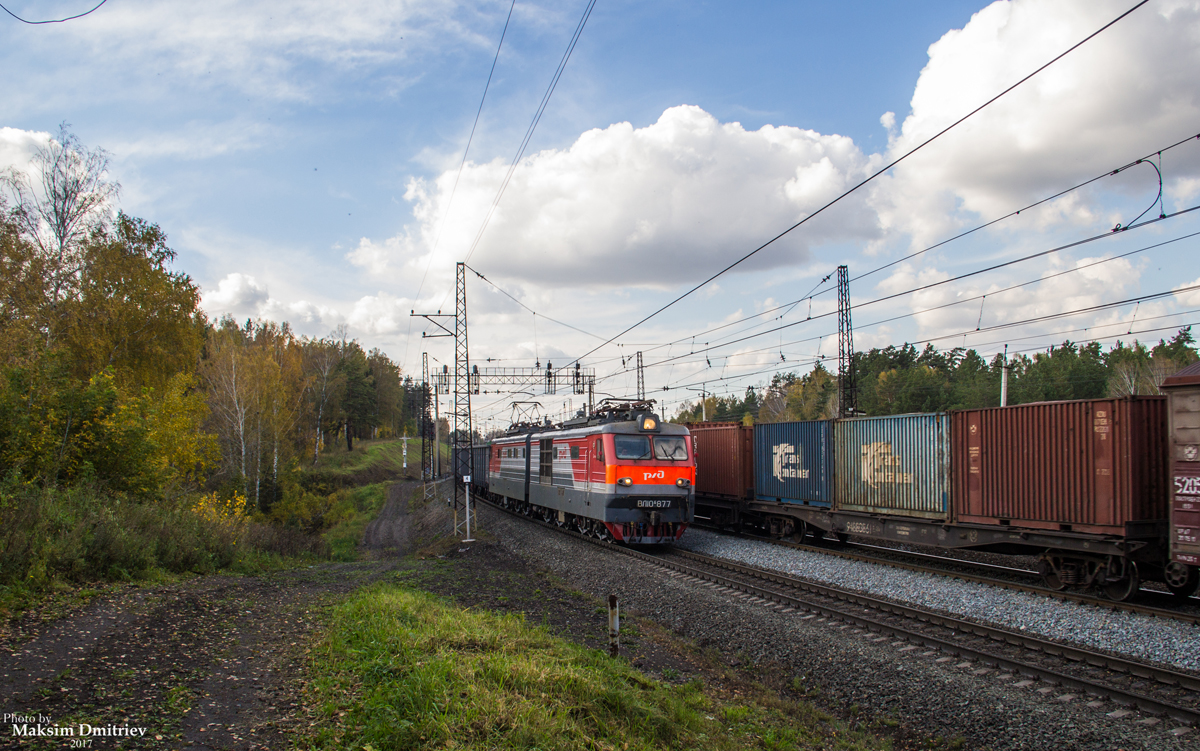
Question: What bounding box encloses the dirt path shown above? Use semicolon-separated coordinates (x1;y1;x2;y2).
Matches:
2;481;739;750
0;479;432;751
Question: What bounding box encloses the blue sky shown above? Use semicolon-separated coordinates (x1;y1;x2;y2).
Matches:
3;0;1200;423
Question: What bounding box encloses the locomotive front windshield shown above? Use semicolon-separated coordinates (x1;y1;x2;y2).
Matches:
653;437;689;460
614;435;651;460
613;435;690;461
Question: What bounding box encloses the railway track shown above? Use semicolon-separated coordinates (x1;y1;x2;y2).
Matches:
481;495;1200;727
694;520;1200;626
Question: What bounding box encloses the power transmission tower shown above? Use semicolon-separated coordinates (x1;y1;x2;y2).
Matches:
837;264;858;417
636;351;645;401
410;265;472;537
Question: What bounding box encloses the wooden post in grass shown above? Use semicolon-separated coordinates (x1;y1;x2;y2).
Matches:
608;595;620;656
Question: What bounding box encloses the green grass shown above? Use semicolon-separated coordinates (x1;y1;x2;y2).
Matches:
323;482;391;561
298;583;890;751
314;437;438;477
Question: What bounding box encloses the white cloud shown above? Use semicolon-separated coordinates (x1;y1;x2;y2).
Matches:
875;0;1200;245
200;273;270;319
1176;276;1200;307
355;105;882;287
14;0;484;104
0;126;49;174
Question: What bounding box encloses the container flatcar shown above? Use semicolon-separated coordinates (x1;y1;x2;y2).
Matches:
690;396;1180;600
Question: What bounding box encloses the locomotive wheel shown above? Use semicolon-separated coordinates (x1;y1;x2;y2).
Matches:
1164;562;1200;599
1038;559;1067;591
1102;562;1141;602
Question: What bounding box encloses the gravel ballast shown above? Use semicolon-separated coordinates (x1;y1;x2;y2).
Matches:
675;528;1200;674
482;504;1195;751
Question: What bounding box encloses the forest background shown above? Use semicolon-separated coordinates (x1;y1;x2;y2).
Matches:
0;130;436;608
3;130;1197;607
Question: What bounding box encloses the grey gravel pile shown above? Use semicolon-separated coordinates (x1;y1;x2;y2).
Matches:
676;528;1200;673
481;505;1192;751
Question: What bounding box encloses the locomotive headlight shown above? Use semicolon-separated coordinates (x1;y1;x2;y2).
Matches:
618;477;632;487
676;478;691;488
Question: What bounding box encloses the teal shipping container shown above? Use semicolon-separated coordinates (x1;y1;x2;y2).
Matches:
834;413;950;520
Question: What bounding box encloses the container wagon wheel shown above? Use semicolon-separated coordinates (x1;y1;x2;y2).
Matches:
791;521;808;544
1038;558;1067;591
1163;562;1200;599
1102;561;1141;602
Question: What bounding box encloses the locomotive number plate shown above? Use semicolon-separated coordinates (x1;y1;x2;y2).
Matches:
636;500;673;509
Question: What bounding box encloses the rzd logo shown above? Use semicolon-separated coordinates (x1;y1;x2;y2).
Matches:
643;470;666;481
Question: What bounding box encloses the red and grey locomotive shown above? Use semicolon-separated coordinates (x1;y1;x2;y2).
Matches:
479;401;695;544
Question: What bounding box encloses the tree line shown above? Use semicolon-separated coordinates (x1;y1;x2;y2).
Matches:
674;330;1199;425
0;127;420;510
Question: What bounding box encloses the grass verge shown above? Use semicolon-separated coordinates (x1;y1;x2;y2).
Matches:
323;482;392;561
298;583;889;751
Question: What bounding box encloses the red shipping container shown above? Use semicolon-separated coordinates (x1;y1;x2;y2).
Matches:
952;397;1168;535
688;423;754;500
1162;361;1200;565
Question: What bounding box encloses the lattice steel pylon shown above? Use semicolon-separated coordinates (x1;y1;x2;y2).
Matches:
452;262;473;538
636;351;645;401
837;264;858;417
421;353;433;480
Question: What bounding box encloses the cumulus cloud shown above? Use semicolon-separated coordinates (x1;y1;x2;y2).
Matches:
200;273;270;319
0;127;49;174
879;254;1146;341
1176;276;1200;307
875;0;1200;246
355;105;882;287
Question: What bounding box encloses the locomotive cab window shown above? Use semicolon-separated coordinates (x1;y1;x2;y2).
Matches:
653;437;689;460
594;438;604;462
570;445;580;460
614;435;651;460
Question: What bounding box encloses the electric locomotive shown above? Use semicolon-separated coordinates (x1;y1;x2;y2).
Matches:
482;400;695;544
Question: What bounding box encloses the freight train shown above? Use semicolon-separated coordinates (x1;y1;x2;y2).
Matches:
689;384;1200;603
467;401;695;544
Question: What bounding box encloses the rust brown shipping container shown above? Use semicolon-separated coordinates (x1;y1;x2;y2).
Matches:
952;397;1168;535
1162;361;1200;566
687;422;754;500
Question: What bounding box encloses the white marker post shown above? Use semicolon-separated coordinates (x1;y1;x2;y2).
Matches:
462;475;475;542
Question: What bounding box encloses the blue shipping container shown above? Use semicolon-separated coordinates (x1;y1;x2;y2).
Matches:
834;413;950;520
754;421;834;507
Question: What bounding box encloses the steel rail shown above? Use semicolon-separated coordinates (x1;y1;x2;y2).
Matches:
479;495;1200;725
696;521;1200;626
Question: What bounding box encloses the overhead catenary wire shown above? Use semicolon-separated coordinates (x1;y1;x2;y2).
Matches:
1;0;107;24
614;209;1200;379
403;1;519;371
559;0;1152;371
594;130;1200;372
462;0;598;267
